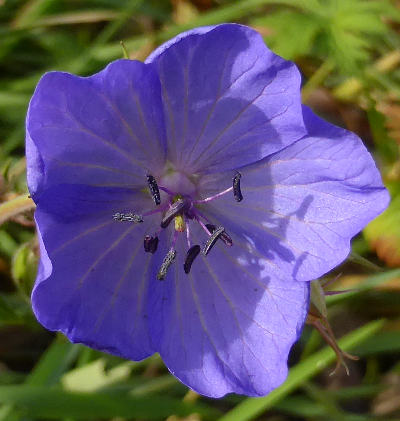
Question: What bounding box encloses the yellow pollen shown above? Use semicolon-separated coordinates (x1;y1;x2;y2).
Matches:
174;215;185;232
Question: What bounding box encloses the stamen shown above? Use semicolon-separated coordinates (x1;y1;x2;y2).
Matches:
220;231;233;247
194;186;233;204
184;245;201;274
203;226;225;255
147;175;161;206
142;205;167;217
205;223;233;247
161;199;186;228
194;207;211;224
157;248;176;280
233;172;243;202
186;220;191;248
144;235;158;254
159;186;179;197
196;215;211;236
171;228;179;248
205;223;216;233
113;212;143;223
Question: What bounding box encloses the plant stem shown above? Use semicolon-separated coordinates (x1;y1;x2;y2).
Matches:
302;60;334;103
0;195;35;226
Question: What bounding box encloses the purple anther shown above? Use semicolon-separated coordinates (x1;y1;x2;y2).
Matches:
144;235;159;254
113;212;143;223
147;174;161;206
206;223;233;247
233;172;243;202
205;223;216;234
203;226;225;256
184;245;201;274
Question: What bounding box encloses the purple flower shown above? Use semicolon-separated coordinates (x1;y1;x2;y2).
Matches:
26;24;389;397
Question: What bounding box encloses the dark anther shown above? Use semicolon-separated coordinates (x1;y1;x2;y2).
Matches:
220;231;233;247
147;174;161;206
203;226;225;255
157;249;176;280
113;212;143;223
206;224;233;247
233;172;243;202
184;245;201;274
205;223;216;234
144;235;159;254
161;200;186;228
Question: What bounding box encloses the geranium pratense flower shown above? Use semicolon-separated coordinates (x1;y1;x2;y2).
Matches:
26;24;389;397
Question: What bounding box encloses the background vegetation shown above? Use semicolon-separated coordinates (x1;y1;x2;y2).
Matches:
1;0;400;420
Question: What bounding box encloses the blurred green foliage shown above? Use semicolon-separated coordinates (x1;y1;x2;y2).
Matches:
1;0;400;420
253;0;399;72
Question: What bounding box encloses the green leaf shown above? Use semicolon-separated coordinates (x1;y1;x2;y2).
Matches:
364;190;400;267
0;195;35;226
0;294;22;326
0;386;220;420
0;292;33;327
328;27;370;74
253;11;320;59
86;0;283;64
26;338;80;387
12;0;61;29
353;331;400;357
61;359;133;392
274;395;324;418
310;280;328;318
218;320;384;421
0;406;20;421
0;92;30;118
11;243;37;297
0;230;18;257
326;269;400;305
1;337;80;421
274;385;385;418
367;106;399;165
129;375;180;397
251;0;396;75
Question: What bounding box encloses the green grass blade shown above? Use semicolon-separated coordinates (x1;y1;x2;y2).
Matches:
0;195;35;226
1;337;80;421
0;386;220;420
26;337;80;386
353;330;400;356
326;269;400;305
219;319;385;421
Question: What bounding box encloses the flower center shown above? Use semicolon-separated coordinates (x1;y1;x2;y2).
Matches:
113;170;243;280
159;170;197;198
